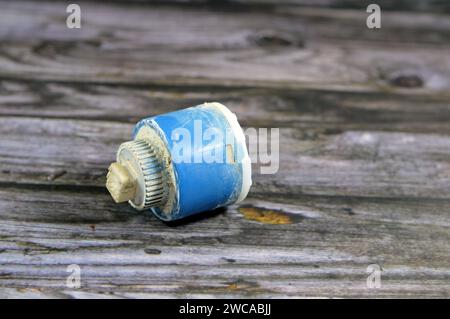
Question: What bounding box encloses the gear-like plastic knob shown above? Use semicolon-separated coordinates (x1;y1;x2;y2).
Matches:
107;139;168;210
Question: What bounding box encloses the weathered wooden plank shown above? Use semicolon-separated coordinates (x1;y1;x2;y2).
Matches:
1;91;448;298
1;80;450;133
0;186;449;298
42;0;450;13
227;0;450;13
1;115;450;200
0;1;449;91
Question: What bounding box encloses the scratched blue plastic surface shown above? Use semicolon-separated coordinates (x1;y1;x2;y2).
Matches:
132;105;243;221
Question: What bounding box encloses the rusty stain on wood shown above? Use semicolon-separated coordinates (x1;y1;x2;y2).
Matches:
227;283;239;291
239;206;295;224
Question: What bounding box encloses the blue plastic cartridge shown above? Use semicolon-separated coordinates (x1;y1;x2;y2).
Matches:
106;102;252;221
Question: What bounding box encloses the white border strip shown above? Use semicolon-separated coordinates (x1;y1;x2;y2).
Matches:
204;102;252;203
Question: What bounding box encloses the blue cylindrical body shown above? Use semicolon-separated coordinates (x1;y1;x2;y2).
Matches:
132;103;249;221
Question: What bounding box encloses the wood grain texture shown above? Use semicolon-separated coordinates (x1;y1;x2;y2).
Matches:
0;0;449;298
72;0;450;14
0;1;450;92
231;0;450;13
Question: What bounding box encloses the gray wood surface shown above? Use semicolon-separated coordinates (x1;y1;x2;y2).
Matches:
0;0;449;298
